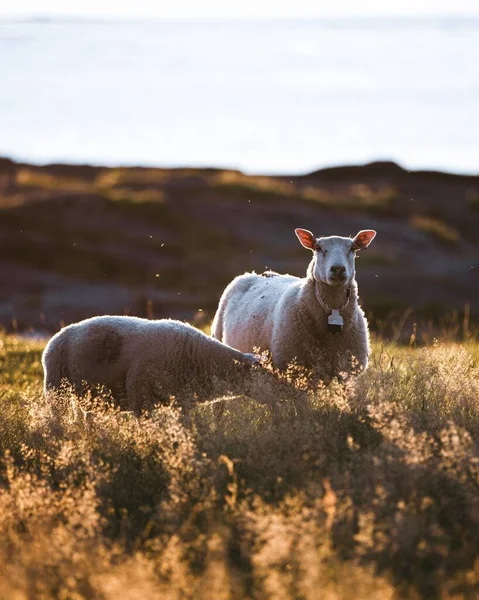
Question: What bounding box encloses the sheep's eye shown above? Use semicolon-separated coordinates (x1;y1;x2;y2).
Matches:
315;245;326;254
350;245;357;254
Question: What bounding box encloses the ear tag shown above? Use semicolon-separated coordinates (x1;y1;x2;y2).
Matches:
327;309;343;333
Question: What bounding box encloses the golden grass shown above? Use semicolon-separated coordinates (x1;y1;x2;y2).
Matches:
348;183;399;209
15;168;167;205
16;168;93;193
212;171;398;212
0;193;29;209
95;167;239;188
10;167;399;216
101;187;166;204
212;171;296;199
95;168;171;188
303;183;398;211
410;215;460;245
2;332;479;598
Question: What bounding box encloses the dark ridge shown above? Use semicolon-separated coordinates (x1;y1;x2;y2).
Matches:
305;161;407;180
304;160;479;184
2;157;478;184
0;157;18;173
43;163;103;177
412;168;479;184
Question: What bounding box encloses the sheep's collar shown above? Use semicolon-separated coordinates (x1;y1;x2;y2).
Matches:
314;283;351;334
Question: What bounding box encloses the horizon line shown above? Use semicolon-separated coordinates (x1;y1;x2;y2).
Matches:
1;13;479;23
1;154;478;179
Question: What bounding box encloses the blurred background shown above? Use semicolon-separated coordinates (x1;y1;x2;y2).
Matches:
0;1;478;338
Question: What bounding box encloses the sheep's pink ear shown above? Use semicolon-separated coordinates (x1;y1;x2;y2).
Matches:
295;228;316;250
352;230;376;250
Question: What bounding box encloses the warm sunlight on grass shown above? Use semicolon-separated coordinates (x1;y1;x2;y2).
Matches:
101;187;166;204
2;330;479;598
16;168;93;193
302;183;398;211
410;215;460;245
213;171;295;199
95;168;171;188
212;172;398;212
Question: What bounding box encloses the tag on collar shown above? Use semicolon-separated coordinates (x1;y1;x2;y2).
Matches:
327;309;344;333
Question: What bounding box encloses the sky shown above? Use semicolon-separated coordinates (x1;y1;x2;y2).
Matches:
1;0;479;19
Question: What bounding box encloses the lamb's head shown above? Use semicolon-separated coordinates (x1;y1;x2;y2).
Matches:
295;228;376;287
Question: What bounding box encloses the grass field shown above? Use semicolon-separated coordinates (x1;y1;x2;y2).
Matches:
1;332;479;599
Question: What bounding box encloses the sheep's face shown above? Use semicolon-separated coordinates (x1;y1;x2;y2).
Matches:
295;229;376;288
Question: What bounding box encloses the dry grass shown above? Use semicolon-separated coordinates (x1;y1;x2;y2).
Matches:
16;168;94;193
410;216;460;245
302;183;398;211
212;172;398;212
9;166;399;216
101;187;166;204
212;171;296;201
15;168;168;205
95;167;227;188
2;332;479;598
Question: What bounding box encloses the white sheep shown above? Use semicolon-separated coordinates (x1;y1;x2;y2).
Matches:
211;228;377;380
42;316;260;412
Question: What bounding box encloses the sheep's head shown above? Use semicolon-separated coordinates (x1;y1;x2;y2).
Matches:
295;228;376;287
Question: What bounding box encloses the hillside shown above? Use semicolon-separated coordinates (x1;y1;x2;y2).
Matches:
1;157;478;336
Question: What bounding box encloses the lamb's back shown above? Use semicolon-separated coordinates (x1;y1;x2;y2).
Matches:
68;316;203;368
55;316;145;395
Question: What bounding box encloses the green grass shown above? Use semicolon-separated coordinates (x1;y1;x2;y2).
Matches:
2;331;479;598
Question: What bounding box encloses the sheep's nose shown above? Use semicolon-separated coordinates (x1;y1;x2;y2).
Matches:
330;265;346;276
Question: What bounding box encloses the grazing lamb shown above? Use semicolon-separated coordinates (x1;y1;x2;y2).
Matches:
42;316;260;413
211;228;376;380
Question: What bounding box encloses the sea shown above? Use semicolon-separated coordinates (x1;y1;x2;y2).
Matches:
0;17;478;174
